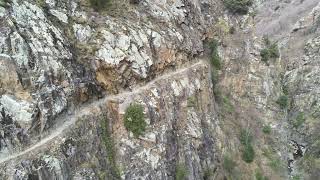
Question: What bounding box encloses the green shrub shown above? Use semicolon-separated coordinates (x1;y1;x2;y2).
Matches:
176;164;188;180
223;155;236;173
223;0;253;14
292;112;305;128
211;68;219;87
292;175;301;180
210;39;221;70
263;36;271;46
276;95;288;109
282;85;289;95
239;129;253;145
260;48;270;63
260;37;280;63
229;26;236;34
90;0;111;11
222;96;234;113
209;39;221;90
187;96;196;108
239;129;255;163
262;148;284;172
242;143;255;163
268;43;280;58
124;103;146;138
100;116;120;178
262;124;272;134
268;157;282;172
255;170;269;180
0;0;11;7
203;168;214;180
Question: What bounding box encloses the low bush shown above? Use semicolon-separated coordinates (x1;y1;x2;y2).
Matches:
211;68;219;87
262;124;272;134
187;96;196;108
255;170;269;180
176;164;188;180
239;129;255;163
223;0;253;14
260;48;270;63
282;85;289;95
268;43;280;58
292;175;301;180
276;95;288;109
203;168;214;180
222;96;234;113
210;39;221;70
124;103;146;138
130;0;140;4
292;112;305;128
223;155;236;173
100;116;120;178
229;26;236;34
242;143;255;163
239;129;253;145
268;157;282;172
90;0;111;11
260;37;280;63
1;0;11;7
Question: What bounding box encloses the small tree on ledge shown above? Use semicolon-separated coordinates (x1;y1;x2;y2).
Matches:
124;103;146;138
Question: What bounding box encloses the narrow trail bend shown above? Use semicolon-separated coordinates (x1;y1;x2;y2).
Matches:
0;60;206;164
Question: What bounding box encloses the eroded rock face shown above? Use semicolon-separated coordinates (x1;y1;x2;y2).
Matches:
0;0;101;154
0;62;218;180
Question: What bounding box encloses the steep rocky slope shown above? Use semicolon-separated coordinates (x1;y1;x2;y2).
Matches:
0;0;319;179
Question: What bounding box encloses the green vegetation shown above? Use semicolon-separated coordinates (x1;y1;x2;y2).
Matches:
268;157;282;172
239;129;255;163
90;0;111;11
124;103;146;138
216;18;230;36
242;143;255;163
255;170;268;180
229;26;236;34
187;96;197;108
210;39;221;70
209;39;221;89
292;112;305;129
100;116;120;179
175;164;188;180
262;148;284;172
211;68;219;87
300;123;320;176
35;0;46;7
239;129;253;145
301;151;320;177
203;168;214;180
223;0;253;14
0;0;9;7
262;124;272;134
260;37;280;63
282;85;289;96
276;95;288;109
260;49;271;62
223;155;236;173
222;96;234;113
292;175;301;180
249;10;258;18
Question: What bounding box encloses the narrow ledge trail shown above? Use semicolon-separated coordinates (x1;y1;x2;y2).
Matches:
0;60;206;164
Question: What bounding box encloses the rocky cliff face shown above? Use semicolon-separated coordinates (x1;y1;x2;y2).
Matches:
0;0;319;179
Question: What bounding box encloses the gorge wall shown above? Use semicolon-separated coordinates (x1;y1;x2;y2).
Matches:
0;0;319;179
